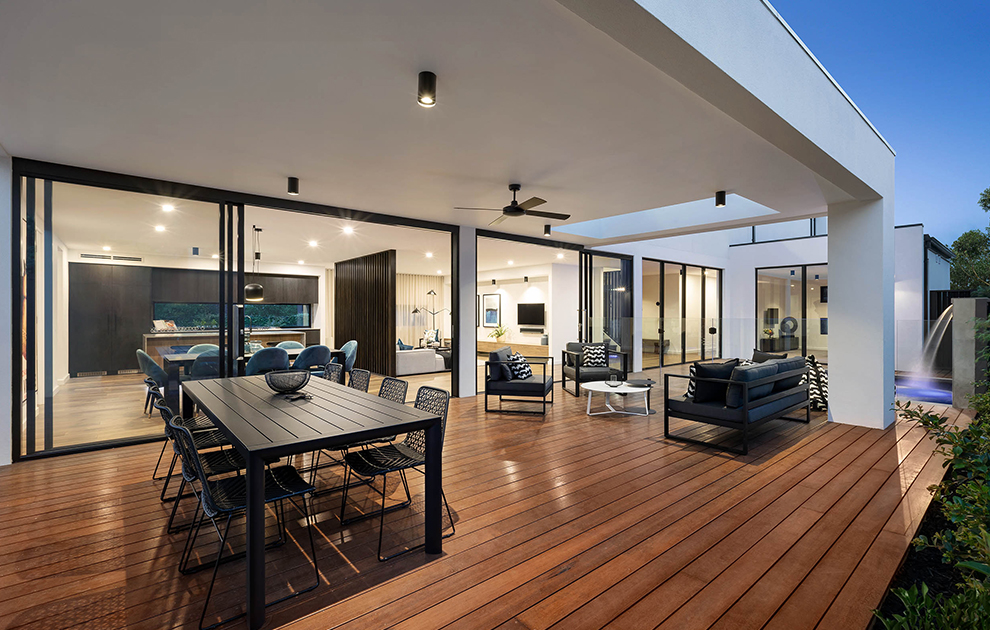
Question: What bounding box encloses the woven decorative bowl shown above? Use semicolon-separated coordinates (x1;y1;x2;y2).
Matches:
265;369;311;394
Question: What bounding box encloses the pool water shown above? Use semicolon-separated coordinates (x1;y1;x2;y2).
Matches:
895;376;952;405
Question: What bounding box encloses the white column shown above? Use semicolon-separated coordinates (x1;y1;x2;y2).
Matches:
0;149;12;465
632;254;643;372
454;226;477;397
827;198;895;429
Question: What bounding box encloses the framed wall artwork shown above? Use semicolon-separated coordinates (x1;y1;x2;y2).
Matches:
764;307;779;325
820;317;828;335
482;293;500;328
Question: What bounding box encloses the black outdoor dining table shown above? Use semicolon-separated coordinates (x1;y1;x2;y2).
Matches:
181;375;444;630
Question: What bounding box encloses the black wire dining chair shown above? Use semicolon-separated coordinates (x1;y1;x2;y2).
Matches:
348;368;371;393
339;385;455;561
150;389;228;503
322;362;344;384
168;417;320;630
378;376;408;404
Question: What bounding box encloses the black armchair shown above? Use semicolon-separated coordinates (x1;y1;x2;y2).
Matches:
484;355;554;415
561;342;629;397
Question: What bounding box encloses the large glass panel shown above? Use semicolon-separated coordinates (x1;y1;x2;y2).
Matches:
806;265;828;363
703;268;721;359
756;266;803;358
23;180;221;456
642;260;662;370
662;263;682;366
755;220;812;242
684;266;703;363
476;238;578;393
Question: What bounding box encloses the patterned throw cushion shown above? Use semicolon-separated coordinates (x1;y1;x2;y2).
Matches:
508;352;533;380
803;355;829;410
424;329;439;345
582;344;607;367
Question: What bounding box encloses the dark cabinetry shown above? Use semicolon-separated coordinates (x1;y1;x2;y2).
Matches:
69;264;151;377
152;268;219;303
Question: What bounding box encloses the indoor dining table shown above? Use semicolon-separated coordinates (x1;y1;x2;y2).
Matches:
181;375;444;630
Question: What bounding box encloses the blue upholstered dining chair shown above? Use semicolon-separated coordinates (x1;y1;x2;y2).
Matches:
189;349;221;379
136;349;167;388
292;345;332;374
277;340;305;350
244;347;289;376
340;340;358;374
188;343;219;355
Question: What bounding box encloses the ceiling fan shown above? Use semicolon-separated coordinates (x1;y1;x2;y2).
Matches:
455;184;570;227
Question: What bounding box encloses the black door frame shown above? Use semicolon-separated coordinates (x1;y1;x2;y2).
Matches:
645;257;724;366
580;249;634;355
754;262;827;359
10;159;463;462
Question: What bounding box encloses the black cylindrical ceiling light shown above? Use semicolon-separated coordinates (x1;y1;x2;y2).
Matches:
715;190;726;207
418;71;437;108
287;177;300;196
544;224;551;237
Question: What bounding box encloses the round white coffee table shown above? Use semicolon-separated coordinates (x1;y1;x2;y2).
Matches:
584;380;653;416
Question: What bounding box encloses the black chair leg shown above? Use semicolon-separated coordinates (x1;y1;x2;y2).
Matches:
152;440;168;480
199;514;234;630
160;453;179;502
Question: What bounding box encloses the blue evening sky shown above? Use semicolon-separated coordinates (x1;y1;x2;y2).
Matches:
770;0;990;247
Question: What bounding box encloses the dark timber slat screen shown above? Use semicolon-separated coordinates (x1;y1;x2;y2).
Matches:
334;250;397;376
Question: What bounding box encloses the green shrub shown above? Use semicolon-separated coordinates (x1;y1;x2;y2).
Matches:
877;582;990;630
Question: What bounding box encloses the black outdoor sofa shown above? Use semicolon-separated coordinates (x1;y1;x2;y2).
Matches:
484;346;554;415
664;356;811;455
561;341;629;396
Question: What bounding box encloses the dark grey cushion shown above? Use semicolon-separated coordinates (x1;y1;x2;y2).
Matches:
692;359;739;404
562;365;613;382
668;391;808;424
486;374;553;396
488;346;513;381
725;362;779;408
752;350;786;363
770;356;807;392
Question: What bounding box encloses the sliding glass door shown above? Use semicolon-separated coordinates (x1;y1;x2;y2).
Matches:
756;263;828;361
580;251;633;370
15;174;244;458
646;258;722;366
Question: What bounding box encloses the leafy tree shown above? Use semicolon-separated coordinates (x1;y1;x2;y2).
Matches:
950;229;990;292
949;187;990;294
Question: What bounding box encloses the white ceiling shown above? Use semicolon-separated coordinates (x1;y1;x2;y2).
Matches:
49;181;580;275
1;0;846;244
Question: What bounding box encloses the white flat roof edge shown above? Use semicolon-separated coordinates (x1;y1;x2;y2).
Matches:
760;0;896;157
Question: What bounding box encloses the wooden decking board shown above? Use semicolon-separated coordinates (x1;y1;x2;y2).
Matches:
655;423;937;630
1;415;732;629
281;420;828;630
332;420;844;627
0;380;956;630
760;408;962;630
532;424;877;630
442;424;861;630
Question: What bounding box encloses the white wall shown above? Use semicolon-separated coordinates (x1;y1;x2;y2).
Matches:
725;236;827;360
928;250;950;292
477;264;551;347
549;262;579;366
894;225;924;371
0;148;11;465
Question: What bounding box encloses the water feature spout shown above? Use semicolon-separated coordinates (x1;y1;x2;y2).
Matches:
919;304;953;375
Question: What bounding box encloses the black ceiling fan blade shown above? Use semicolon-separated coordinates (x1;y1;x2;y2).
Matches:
454;207;502;211
517;196;546;211
488;214;509;227
524;209;570;221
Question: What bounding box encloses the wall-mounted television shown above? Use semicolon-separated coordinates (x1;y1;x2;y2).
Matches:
518;303;545;326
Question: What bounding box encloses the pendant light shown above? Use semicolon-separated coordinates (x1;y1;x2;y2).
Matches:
715;191;726;207
245;226;264;302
